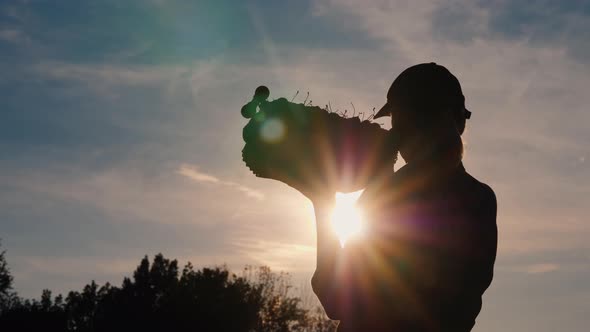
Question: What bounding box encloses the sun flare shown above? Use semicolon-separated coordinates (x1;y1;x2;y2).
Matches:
331;190;365;246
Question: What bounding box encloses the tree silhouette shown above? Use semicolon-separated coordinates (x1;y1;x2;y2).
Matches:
0;251;337;332
0;242;12;298
0;240;19;312
0;288;67;331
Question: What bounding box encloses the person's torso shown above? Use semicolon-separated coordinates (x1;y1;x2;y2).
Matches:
336;162;497;332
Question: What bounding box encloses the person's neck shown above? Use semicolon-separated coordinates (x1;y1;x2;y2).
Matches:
402;150;463;178
404;138;462;168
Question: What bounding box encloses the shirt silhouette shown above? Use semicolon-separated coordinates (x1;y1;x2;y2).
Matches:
312;161;497;331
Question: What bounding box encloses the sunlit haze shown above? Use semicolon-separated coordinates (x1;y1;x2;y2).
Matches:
331;190;365;246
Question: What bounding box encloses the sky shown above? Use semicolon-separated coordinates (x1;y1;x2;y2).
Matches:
0;0;589;330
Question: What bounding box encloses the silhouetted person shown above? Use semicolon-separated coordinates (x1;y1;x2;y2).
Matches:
304;63;497;331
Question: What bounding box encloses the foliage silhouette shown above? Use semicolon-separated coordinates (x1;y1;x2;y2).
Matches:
0;250;336;332
0;240;19;313
0;241;12;298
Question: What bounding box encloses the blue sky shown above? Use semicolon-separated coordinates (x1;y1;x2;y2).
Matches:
1;1;589;331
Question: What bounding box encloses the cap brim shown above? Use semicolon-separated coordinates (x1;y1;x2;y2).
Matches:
373;103;391;119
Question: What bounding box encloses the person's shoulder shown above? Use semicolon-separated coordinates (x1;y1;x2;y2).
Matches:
462;170;495;201
460;169;497;216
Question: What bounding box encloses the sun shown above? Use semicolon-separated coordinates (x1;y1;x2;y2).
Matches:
331;190;365;246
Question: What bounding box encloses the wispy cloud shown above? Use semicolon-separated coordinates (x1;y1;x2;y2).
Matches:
177;164;220;183
225;181;266;201
524;263;559;274
235;239;315;272
33;61;187;86
0;28;27;44
177;164;264;200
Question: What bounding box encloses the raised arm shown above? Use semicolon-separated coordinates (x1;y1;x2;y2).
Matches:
271;176;353;319
311;196;340;272
309;196;350;320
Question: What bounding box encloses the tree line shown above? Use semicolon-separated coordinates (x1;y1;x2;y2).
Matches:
0;242;337;332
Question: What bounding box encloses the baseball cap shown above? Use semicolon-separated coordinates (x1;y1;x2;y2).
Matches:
374;62;471;120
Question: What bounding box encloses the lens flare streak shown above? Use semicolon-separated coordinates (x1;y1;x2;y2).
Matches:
331;190;365;246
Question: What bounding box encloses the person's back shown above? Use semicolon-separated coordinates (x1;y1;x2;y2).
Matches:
308;63;498;331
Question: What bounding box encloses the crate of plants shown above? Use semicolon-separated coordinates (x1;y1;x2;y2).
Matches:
241;86;397;193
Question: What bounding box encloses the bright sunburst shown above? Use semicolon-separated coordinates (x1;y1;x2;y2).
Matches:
331;190;365;246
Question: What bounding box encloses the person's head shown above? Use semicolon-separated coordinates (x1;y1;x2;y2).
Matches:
375;63;471;165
